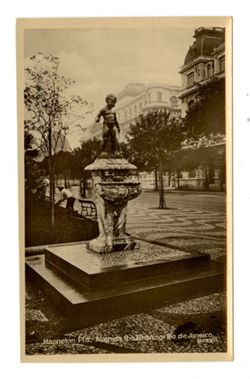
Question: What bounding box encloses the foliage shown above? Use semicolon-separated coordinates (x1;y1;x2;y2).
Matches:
73;137;102;173
170;143;225;172
54;151;73;181
24;130;41;184
24;52;92;156
183;77;225;138
24;130;40;159
177;77;226;190
127;109;184;171
127;109;184;208
24;52;92;228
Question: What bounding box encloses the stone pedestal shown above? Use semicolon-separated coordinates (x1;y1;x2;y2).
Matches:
25;241;224;329
84;156;141;253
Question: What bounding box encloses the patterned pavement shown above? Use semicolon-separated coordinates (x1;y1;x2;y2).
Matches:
126;192;226;262
74;190;227;261
25;278;227;355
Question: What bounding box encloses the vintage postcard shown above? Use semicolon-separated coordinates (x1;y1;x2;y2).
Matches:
17;17;232;362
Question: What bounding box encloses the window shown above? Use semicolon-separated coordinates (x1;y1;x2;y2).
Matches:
170;96;177;107
134;105;137;114
200;66;205;80
207;64;212;78
219;56;225;72
187;72;194;87
148;93;151;102
124;110;127;120
139;102;142;109
157;91;162;102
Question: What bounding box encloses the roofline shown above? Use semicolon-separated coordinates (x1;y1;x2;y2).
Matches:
116;83;181;110
179;85;200;100
179;74;225;100
212;43;225;55
117;106;182;126
179;56;213;74
146;83;181;90
194;27;225;36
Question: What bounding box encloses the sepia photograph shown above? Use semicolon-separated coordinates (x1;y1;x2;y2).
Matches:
17;17;232;362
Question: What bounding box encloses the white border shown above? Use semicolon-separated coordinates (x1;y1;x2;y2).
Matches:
1;0;250;377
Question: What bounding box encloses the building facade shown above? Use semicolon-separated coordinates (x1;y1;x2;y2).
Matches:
114;82;182;190
176;27;226;191
115;82;182;141
179;27;225;115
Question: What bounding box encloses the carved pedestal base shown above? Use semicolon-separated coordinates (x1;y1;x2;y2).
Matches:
84;156;141;254
87;235;138;254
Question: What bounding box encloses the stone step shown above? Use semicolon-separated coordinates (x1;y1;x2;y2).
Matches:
44;241;210;290
26;252;224;329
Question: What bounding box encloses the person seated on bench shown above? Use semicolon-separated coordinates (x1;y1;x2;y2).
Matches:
55;186;75;213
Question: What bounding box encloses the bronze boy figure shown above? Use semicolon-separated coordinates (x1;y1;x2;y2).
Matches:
95;94;121;155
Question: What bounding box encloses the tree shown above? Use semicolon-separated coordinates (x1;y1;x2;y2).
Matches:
74;137;102;170
24;53;92;228
127;109;184;208
180;76;226;191
24;130;41;187
184;77;225;138
54;151;73;188
72;137;102;197
169;141;225;190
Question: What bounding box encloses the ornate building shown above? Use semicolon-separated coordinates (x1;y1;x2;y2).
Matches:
115;82;182;141
179;27;225;115
174;27;226;191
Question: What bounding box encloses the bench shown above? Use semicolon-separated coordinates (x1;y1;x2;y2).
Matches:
78;199;97;220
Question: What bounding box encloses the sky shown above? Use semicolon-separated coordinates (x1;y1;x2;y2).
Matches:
24;19;226;148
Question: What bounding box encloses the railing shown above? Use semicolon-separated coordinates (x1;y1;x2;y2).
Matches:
78;199;97;221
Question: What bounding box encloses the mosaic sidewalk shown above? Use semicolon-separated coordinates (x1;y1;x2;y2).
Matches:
127;199;226;262
25;280;227;355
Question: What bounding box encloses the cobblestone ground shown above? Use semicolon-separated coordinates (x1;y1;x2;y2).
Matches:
25;281;227;355
25;191;228;356
127;191;226;263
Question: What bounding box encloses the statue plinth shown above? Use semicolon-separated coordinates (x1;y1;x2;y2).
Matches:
84;156;141;253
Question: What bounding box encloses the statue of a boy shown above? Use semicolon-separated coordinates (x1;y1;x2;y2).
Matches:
95;94;121;155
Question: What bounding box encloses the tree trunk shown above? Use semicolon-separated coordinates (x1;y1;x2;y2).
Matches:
158;159;167;209
154;167;158;191
82;172;86;198
48;125;55;229
204;165;209;190
177;171;180;189
168;169;172;187
220;164;226;192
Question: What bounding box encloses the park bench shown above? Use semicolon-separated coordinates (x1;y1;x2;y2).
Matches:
78;199;97;221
